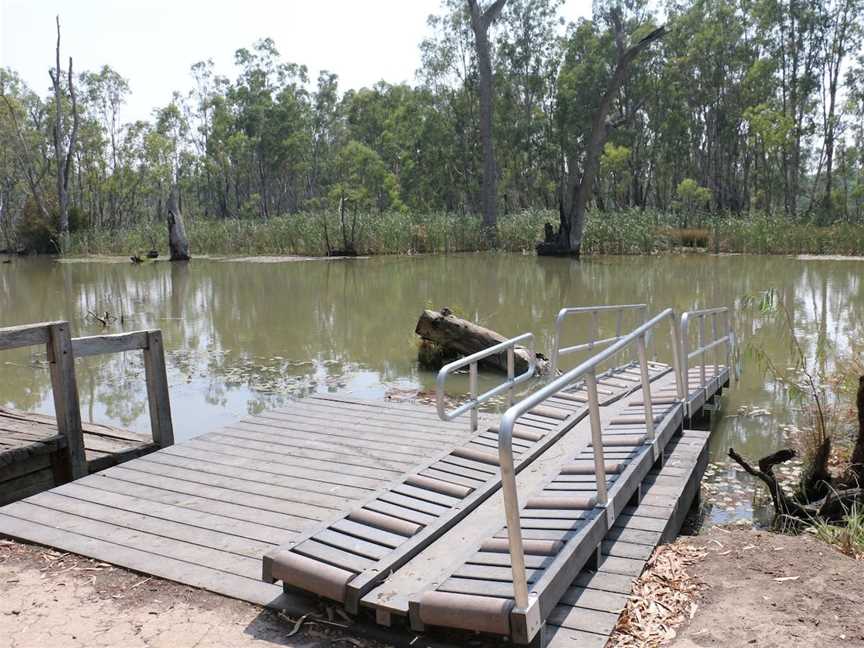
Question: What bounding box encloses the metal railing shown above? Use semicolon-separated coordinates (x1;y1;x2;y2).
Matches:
680;307;734;400
436;333;537;432
549;304;649;375
497;309;684;614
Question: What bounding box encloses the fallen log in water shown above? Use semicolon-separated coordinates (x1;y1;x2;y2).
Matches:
415;308;547;375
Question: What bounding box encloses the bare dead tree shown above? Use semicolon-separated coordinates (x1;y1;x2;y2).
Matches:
48;15;79;252
538;9;665;257
167;187;190;261
467;0;507;248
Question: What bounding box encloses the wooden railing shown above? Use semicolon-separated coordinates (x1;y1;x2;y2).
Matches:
0;321;174;481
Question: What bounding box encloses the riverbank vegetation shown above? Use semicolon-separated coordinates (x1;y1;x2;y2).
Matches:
732;296;864;556
2;0;864;256
63;209;864;257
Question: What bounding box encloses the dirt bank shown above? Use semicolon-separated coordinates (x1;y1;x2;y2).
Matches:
672;526;864;647
0;539;389;648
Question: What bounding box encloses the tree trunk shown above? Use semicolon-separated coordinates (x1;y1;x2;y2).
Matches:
49;15;79;253
167;188;190;261
467;0;507;248
415;309;546;375
537;13;665;258
848;376;864;485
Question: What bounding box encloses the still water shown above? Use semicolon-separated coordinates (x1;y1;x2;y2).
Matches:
1;253;860;521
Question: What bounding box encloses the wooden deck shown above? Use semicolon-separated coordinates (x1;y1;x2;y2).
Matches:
0;407;158;506
0;369;729;646
0;395;490;608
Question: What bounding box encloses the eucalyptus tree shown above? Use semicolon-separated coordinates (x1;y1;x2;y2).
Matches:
467;0;507;245
539;6;665;256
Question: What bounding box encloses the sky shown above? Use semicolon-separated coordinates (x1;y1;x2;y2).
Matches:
1;0;592;123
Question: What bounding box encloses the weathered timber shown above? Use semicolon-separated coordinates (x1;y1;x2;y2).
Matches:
415;309;546;374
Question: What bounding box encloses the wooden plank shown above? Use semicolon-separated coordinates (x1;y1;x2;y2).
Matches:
224;421;432;461
214;427;423;466
0;468;55;506
392;484;459;508
183;438;398;481
420;467;484;489
315;529;390;560
1;501;262;579
363;500;436;527
558;586;628;611
143;330;174;447
0;512;283;607
71;331;148;358
260;405;468;443
200;434;413;473
85;473;315;530
26;491;273;558
244;414;455;452
0;321;52;350
331;519;407;549
102;465;338;518
378;492;450;517
0;453;50;482
47;322;87;479
54;481;296;545
144;448;376;493
294;539;372;573
546;604;619;634
127;458;360;509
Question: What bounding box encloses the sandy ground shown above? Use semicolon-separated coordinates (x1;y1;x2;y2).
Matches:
672;526;864;648
3;526;864;648
0;539;390;648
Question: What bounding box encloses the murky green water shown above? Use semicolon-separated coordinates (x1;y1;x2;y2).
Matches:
2;253;860;521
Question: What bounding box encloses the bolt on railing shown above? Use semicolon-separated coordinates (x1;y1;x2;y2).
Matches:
549;304;649;376
436;333;536;433
497;309;683;614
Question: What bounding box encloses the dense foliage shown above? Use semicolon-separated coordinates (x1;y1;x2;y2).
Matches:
2;0;864;254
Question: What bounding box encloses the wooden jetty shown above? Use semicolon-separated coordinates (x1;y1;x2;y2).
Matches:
0;305;733;647
0;322;173;505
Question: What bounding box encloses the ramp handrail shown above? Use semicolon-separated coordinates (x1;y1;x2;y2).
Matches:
497;309;683;616
436;333;536;432
549;304;649;375
680;306;734;400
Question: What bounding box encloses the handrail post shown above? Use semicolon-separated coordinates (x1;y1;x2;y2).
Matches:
498;411;530;610
506;348;515;408
143;330;175;447
636;333;655;441
469;362;478;433
584;370;608;506
46;322;88;480
699;315;706;388
679;313;690;400
711;313;720;378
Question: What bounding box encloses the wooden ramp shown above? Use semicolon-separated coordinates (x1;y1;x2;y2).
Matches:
263;363;670;613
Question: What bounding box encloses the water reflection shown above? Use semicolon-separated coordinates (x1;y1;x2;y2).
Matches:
2;253;863;522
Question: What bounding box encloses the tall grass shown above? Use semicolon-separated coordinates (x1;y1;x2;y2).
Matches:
811;505;864;559
66;208;864;257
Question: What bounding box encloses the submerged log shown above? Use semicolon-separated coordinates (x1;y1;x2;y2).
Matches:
415;308;547;375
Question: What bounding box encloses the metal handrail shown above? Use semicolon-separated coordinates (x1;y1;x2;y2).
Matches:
497;309;683;614
680;306;734;401
436;333;536;432
549;304;649;375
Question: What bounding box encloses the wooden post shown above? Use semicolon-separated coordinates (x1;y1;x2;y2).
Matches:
47;322;87;480
143;330;174;447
